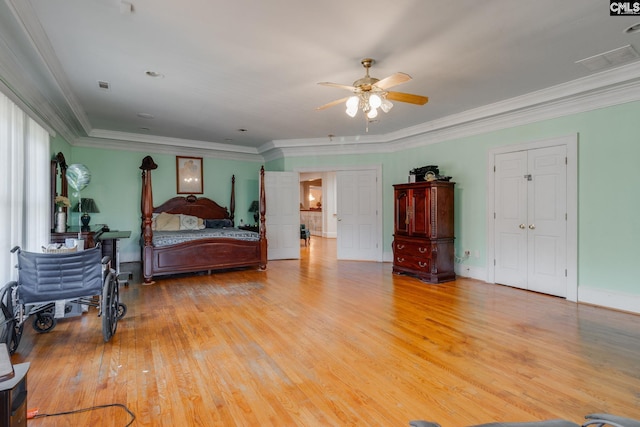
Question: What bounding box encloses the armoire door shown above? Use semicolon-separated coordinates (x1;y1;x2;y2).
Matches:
494;145;567;297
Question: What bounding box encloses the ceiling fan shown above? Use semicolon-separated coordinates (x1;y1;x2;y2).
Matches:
316;58;428;120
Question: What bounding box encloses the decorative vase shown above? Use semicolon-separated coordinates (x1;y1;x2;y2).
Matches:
55;207;67;233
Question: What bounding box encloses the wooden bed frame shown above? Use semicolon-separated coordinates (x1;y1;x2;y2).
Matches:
139;156;267;284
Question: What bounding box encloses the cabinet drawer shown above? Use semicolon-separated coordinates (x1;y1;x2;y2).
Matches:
393;239;432;258
393;254;431;272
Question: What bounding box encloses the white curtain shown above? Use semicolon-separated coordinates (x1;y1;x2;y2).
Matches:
0;92;50;282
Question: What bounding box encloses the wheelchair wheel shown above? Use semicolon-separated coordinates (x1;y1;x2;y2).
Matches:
1;282;23;354
117;303;127;320
101;270;119;342
33;312;57;333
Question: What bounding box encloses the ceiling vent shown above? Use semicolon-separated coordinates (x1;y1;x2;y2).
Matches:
98;80;110;90
576;45;640;72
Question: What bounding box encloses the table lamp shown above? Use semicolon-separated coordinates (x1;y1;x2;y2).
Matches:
73;198;100;228
248;200;259;224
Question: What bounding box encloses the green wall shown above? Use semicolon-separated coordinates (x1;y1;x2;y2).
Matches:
53;100;640;299
55;146;262;262
277;100;640;297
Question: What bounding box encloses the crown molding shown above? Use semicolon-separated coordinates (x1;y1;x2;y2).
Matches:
5;0;93;136
261;60;640;159
75;132;263;162
3;0;640;161
387;61;640;151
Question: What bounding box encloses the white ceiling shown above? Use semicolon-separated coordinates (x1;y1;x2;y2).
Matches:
2;0;640;154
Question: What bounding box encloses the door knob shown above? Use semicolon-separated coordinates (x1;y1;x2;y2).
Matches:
519;224;526;229
528;224;536;230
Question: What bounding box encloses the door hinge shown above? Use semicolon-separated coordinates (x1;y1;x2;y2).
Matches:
494;212;496;219
494;165;496;172
565;213;567;220
494;259;496;266
565;269;567;277
524;174;532;181
565;157;567;165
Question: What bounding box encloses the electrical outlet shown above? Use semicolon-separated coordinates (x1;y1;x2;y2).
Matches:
464;250;470;257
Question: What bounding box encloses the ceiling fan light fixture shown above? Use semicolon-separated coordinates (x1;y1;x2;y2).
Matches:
369;93;382;109
381;99;393;113
346;96;359;109
318;58;426;120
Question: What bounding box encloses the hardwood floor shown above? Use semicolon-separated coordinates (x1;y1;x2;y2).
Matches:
11;238;640;426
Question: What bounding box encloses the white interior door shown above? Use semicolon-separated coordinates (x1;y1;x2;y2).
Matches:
494;145;567;297
526;145;567;295
264;171;300;260
494;151;528;288
336;170;379;261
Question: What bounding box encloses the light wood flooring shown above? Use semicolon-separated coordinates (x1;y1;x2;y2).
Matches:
11;237;640;426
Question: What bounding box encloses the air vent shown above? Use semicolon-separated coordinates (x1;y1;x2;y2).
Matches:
576;45;640;72
98;81;110;90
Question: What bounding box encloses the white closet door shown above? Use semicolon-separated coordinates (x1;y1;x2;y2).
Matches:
526;145;567;296
494;145;567;297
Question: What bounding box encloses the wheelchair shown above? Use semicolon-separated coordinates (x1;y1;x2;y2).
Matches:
0;245;127;354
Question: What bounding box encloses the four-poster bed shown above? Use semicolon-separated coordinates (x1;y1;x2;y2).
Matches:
139;156;267;284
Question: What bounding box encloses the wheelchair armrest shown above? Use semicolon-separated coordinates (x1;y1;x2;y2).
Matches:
584;414;640;427
10;246;19;254
101;256;112;266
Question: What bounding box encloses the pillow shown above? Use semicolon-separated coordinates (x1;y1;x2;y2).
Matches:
151;212;159;230
154;212;181;231
179;214;205;230
205;218;233;228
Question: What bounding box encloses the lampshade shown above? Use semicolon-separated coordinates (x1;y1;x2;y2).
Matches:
73;198;100;214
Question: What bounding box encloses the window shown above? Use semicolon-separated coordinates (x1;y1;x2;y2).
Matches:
0;91;50;281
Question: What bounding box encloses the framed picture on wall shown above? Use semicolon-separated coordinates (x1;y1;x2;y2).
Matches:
176;156;203;194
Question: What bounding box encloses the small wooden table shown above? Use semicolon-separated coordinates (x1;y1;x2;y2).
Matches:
50;225;102;249
96;230;132;284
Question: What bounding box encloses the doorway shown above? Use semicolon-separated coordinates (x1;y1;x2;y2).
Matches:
487;134;578;301
296;165;383;262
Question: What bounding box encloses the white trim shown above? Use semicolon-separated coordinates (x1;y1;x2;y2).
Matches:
294;164;384;263
578;287;640;315
486;134;578;301
74;136;263;163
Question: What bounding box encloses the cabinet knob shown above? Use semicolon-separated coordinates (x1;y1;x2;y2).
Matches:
418;247;427;253
397;257;405;262
397;244;405;250
418;261;428;268
528;224;536;230
519;223;526;229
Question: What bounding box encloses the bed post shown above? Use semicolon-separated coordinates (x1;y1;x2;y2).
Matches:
259;165;267;269
230;175;236;226
140;156;158;284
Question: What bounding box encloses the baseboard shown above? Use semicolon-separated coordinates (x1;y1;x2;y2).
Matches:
578;286;640;314
454;265;488;282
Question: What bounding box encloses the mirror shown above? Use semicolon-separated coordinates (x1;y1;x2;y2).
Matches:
50;152;68;231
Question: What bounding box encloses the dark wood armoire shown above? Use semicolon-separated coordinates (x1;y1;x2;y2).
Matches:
392;180;455;283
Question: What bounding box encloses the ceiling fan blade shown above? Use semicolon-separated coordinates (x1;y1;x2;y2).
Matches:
374;72;412;90
318;82;356;92
386;91;429;105
316;97;349;110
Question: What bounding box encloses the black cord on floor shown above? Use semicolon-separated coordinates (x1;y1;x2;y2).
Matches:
32;403;135;426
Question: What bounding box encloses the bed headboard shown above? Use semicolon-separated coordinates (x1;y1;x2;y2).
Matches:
154;195;230;220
